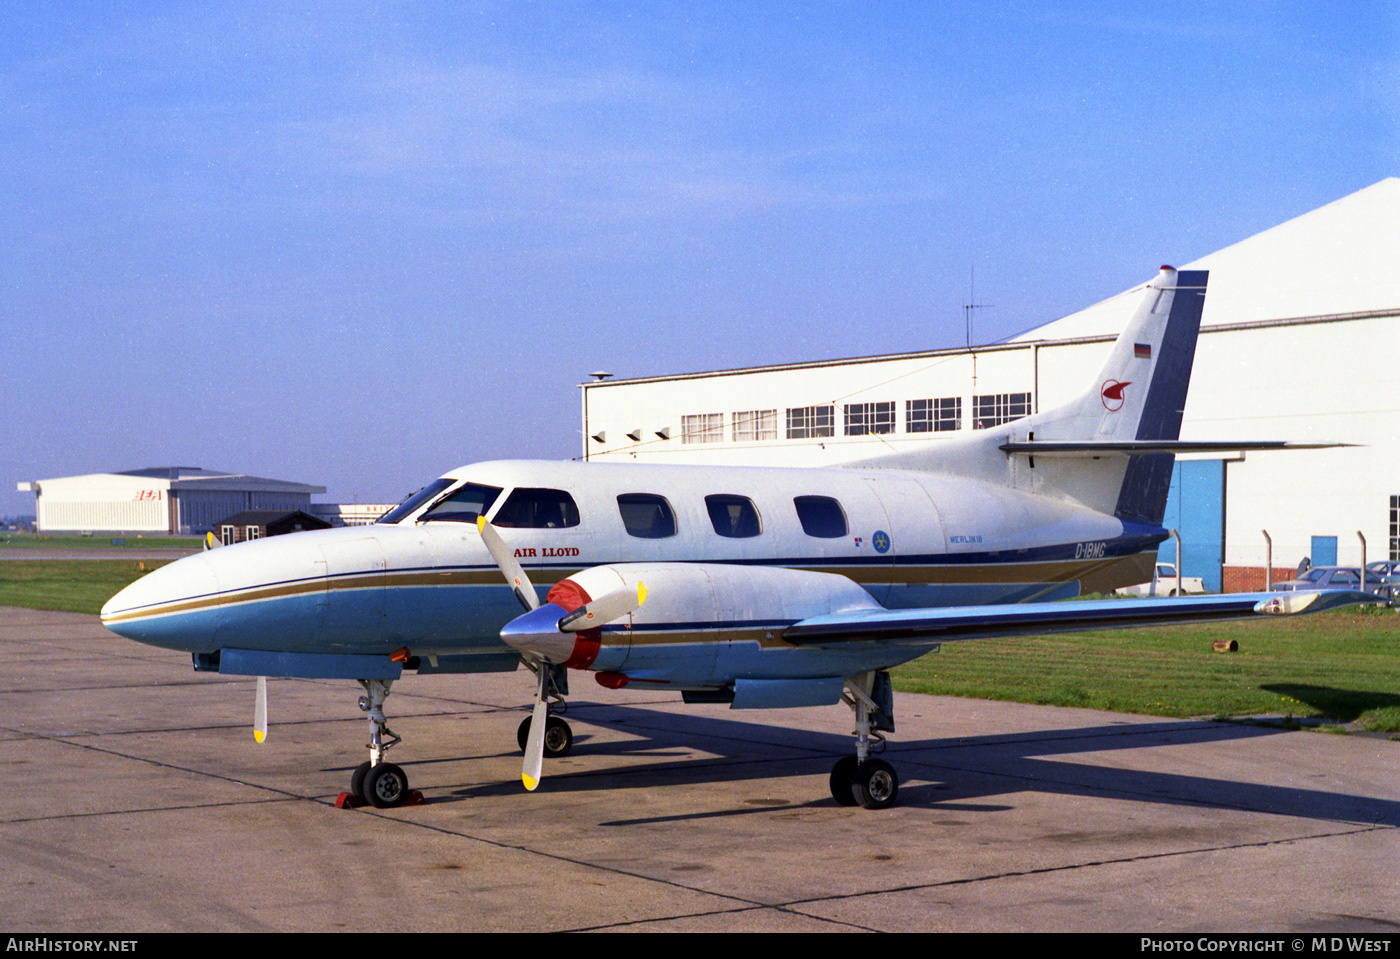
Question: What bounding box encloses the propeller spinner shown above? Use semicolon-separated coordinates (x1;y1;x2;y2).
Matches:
476;517;645;790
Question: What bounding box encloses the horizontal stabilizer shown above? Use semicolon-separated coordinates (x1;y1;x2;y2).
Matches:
1000;440;1352;457
782;590;1373;647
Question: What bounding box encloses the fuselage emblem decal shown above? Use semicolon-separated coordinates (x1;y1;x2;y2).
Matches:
872;530;891;554
1100;379;1130;412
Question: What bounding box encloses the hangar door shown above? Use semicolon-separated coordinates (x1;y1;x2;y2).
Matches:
1157;460;1224;592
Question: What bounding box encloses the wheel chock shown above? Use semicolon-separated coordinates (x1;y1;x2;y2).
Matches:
335;790;427;809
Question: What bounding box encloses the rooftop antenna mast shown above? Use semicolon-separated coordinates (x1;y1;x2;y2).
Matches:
963;265;994;347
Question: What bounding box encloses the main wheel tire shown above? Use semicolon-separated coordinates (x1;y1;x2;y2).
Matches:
364;762;409;809
543;716;573;758
850;759;899;810
350;761;372;803
829;756;859;806
517;715;574;758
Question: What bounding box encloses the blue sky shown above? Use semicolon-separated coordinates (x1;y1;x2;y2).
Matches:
4;2;1396;515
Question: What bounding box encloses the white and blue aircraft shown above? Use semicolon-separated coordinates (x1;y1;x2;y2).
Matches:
101;266;1363;809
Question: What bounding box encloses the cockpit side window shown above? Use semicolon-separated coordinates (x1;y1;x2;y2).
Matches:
377;477;456;524
420;483;503;524
705;494;761;538
794;495;848;538
617;493;677;539
491;487;580;529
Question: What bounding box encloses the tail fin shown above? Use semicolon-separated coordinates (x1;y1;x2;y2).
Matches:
856;266;1209;526
1019;266;1208;524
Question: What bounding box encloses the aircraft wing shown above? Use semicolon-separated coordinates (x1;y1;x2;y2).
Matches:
781;590;1372;647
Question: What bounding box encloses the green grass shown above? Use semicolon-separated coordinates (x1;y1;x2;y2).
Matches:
0;559;173;614
5;559;1398;732
893;605;1400;733
0;531;203;550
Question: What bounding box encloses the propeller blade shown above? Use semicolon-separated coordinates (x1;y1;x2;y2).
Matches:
558;582;647;632
254;675;267;744
477;517;539;612
522;667;548;791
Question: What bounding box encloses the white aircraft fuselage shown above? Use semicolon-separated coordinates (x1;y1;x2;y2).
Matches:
101;457;1160;685
110;266;1354;808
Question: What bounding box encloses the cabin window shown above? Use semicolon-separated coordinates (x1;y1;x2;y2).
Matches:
421;482;503;524
379;477;456;524
705;494;761;538
794;495;848;538
617;493;678;539
491;487;580;529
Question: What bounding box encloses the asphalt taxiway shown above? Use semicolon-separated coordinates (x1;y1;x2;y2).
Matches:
2;606;1397;933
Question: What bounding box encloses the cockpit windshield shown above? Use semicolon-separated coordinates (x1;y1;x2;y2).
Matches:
421;482;504;524
376;478;455;525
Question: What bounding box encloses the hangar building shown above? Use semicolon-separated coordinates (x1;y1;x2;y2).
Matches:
18;467;326;535
579;179;1400;593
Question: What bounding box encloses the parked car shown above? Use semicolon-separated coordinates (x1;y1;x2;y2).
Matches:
1271;565;1388;595
1366;560;1400;582
1116;563;1207;597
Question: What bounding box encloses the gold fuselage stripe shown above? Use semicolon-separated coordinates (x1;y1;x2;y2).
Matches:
103;553;1146;626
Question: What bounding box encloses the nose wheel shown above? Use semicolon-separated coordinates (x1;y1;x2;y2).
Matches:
340;678;422;809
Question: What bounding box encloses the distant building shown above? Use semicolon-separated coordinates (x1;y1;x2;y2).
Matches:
580;179;1400;593
307;503;398;527
214;509;332;545
17;467;326;535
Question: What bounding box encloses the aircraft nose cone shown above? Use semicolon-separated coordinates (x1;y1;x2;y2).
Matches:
100;553;222;647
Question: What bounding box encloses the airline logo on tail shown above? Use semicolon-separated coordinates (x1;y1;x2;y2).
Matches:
1101;379;1131;411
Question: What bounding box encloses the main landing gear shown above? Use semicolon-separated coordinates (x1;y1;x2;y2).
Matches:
830;671;899;810
343;678;420;809
516;661;574;760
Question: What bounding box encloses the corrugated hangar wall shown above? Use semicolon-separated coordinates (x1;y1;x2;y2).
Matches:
23;469;325;534
175;491;313;534
579;180;1400;592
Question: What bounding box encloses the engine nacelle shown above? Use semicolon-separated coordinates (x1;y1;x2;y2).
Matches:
499;562;881;670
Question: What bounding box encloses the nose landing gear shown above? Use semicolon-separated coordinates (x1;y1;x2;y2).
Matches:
341;678;423;809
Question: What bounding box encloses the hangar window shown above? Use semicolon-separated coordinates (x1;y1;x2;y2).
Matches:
1391;495;1399;560
732;409;778;442
379;477;456;524
491;488;580;529
786;405;834;439
907;397;961;432
973;392;1031;429
617;493;677;539
682;413;724;444
706;494;762;538
420;482;503;524
844;402;895;436
221;525;235;546
794;495;848;538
